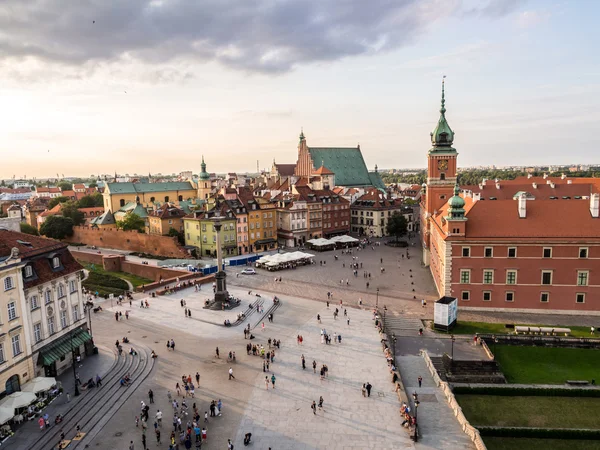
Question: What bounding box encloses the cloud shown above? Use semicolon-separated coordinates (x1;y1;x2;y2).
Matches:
515;9;550;28
0;0;524;81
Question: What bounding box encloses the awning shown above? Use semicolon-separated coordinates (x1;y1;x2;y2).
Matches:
255;238;277;245
21;377;57;393
0;392;37;411
38;328;92;367
0;407;14;425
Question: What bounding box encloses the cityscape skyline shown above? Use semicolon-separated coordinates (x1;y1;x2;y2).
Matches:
1;0;599;178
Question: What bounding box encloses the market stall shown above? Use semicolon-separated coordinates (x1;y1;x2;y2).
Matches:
306;238;336;251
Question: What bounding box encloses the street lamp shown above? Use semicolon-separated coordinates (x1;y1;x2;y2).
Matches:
451;334;456;361
492;335;498;360
376;288;380;310
70;329;80;396
85;300;93;337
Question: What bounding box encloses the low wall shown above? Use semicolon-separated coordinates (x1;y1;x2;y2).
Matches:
421;350;487;450
146;273;215;293
66;226;189;258
71;250;104;265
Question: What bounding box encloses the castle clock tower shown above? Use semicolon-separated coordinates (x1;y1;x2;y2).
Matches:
421;79;458;265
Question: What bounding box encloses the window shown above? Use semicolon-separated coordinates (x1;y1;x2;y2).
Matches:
483;291;491;301
508;247;517;258
70;280;77;293
24;266;33;278
0;344;4;363
73;306;79;321
44;290;52;304
60;310;68;329
11;335;21;356
57;284;65;298
579;248;588;259
460;270;470;284
462;247;470;257
540;292;549;303
30;295;39;310
541;271;552;285
483;270;493;284
576;293;585;303
164;196;169;202
3;277;14;291
168;219;173;225
150;197;155;202
120;199;125;207
52;256;60;268
577;271;589;286
48;317;55;335
33;323;42;343
543;248;552;258
505;292;514;302
506;270;517;285
178;195;183;202
461;291;470;301
7;302;16;321
484;247;493;258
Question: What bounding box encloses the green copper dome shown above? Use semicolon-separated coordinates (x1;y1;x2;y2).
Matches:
430;79;455;151
446;183;466;220
199;156;210;181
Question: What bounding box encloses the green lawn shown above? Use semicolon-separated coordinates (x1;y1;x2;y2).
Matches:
494;346;600;384
433;320;594;338
457;395;600;429
484;438;600;450
83;263;152;288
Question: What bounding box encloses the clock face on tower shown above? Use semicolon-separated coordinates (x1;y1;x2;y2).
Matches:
438;159;449;171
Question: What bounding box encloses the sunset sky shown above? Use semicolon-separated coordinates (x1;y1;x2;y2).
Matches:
1;0;598;179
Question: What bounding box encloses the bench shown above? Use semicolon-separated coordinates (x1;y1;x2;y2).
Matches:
566;380;590;386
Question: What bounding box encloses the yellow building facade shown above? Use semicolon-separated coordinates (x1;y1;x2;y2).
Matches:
103;182;197;213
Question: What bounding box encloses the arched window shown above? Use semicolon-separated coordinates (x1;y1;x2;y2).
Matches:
5;374;20;395
164;196;169;202
44;289;52;304
178;195;183;201
204;183;207;188
120;199;125;207
57;283;65;298
150;197;155;202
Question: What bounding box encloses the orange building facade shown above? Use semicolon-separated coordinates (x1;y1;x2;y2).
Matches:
421;82;600;313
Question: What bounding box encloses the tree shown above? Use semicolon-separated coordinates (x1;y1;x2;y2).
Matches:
60;201;85;226
386;212;408;242
167;227;185;245
116;213;146;233
19;223;39;236
40;215;74;240
88;182;98;188
48;196;70;209
77;192;103;208
57;181;73;191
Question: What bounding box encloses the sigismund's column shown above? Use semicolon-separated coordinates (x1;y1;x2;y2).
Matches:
212;215;229;306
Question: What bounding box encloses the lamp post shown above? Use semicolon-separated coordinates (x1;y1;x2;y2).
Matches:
85;300;93;337
451;334;456;361
376;288;380;310
70;329;80;396
493;335;498;360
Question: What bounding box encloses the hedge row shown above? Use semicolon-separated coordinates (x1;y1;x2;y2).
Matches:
82;283;126;297
85;272;129;290
478;427;600;440
453;386;600;397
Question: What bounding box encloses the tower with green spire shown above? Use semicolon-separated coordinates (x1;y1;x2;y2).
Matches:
430;77;456;153
199;156;210;181
445;183;466;221
197;156;211;200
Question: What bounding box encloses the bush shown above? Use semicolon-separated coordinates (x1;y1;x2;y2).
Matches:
478;427;600;440
453;386;600;398
83;272;128;291
20;223;39;236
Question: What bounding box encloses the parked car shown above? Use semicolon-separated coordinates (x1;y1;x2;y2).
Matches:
241;268;257;275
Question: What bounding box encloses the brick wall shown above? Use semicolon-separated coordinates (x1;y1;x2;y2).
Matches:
70;250;104;265
66;226;189;258
121;261;187;282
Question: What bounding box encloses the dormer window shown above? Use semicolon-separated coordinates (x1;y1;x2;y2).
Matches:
52;256;60;268
24;266;33;278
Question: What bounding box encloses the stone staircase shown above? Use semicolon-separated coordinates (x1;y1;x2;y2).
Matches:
383;313;424;337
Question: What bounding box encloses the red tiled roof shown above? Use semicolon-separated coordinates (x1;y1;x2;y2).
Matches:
0;229;68;259
275;164;296;177
36;187;61;193
313;165;334;175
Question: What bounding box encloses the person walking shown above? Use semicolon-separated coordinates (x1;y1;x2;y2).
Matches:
318;396;324;410
195;372;200;385
128;441;134;450
418;376;423;388
311;401;317;415
215;347;220;358
301;354;306;370
148;389;154;403
361;383;367;397
313;360;317;373
141;433;147;450
155;410;162;426
228;367;235;380
366;382;372;397
271;374;276;389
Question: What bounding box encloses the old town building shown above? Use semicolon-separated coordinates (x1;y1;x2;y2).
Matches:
351;189;413;237
421;82;600;312
147;204;186;236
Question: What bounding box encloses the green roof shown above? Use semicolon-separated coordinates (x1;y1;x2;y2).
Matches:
38;328;92;366
106;182;194;194
368;171;386;191
115;202;149;218
308;147;376;187
91;210;116;225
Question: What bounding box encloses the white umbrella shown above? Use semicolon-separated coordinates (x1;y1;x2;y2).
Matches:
0;391;37;410
21;377;56;394
0;407;13;425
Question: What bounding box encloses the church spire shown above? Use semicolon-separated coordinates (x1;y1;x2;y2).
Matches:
430;76;455;151
299;127;305;143
440;76;446;115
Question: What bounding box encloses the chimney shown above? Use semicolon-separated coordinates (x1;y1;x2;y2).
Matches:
527;173;533;179
591;193;599;218
546;180;551;184
567;179;572;184
518;193;527;218
473;192;481;202
478;183;483;190
550;182;555;188
495;182;500;190
482;179;487;186
561;173;567;180
532;183;537;189
543;173;548;179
